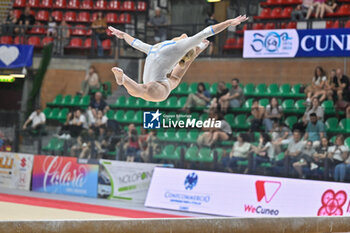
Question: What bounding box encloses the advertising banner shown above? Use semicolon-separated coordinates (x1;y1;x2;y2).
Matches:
0;45;33;68
243;28;350;58
32;155;99;198
0;152;33;190
145;167;350;217
99;160;161;203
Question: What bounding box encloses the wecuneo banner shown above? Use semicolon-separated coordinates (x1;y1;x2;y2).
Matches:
145;167;350;217
32;155;99;198
0;152;33;190
0;44;33;68
99;160;162;203
243;28;350;58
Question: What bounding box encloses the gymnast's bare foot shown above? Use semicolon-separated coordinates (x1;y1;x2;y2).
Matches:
111;67;125;85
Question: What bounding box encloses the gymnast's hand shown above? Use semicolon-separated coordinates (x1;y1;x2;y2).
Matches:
228;15;249;26
108;26;125;39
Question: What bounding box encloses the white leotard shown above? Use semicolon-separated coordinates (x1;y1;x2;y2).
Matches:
130;26;215;84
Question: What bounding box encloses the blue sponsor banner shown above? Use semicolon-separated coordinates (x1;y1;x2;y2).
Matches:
243;28;350;58
0;44;33;68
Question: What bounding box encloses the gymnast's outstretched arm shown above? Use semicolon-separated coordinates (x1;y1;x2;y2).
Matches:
108;26;151;54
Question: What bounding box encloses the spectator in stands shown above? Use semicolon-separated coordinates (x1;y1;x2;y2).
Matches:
330;68;350;102
2;10;17;35
197;113;232;147
59;109;87;138
320;0;337;18
222;133;251;172
54;19;70;55
80;65;101;96
272;122;293;155
46;16;57;37
219;78;244;113
291;0;314;20
99;128;119;157
22;107;46;134
90;110;108;130
298;97;324;132
329;135;349;181
305;66;327;104
304;113;326;148
139;129;159;162
311;137;329;177
292;140;315;178
125;124;140;162
205;12;218;56
250;99;265;132
91;12;107;57
263;97;283;133
149;7;167;42
250;133;273;174
88;92;108;121
71;127;96;159
209;81;229;112
282;130;305;175
17;6;35;34
306;0;324;19
182;82;211;113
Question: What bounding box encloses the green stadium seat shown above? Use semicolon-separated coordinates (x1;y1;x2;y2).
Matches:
155;99;167;109
237;160;248;166
43;108;51;118
54;139;64;152
173;82;189;95
164;96;178;109
133;110;143;124
212;148;224;161
135;98;146;108
158;129;176;141
330;135;336;144
199;113;208;121
144;100;156;108
43;137;60;152
112;96;126;108
57;108;69;123
322;100;335;115
325;117;339;133
102;81;112;96
47;94;62;107
267;84;279;97
198;148;213;163
284;116;297;129
177;96;187;108
259;98;269;107
186;130;199;143
279;84;291;97
78;95;90;108
224;114;235;127
191;112;200;120
255;83;267;96
106;110;115;119
243;83;255;96
292;84;306;97
114;110;125;122
226;83;232;90
174;129;187;142
174;146;185;160
282;99;295;113
189;83;198;94
209;82;218;95
339;118;350;133
61;95;72;106
234;114;250;129
154;145;176;160
121;110;135;123
276;152;285;161
345;137;350;149
47;108;60;120
243;98;254;110
69;95;81;107
185;146;199;162
295;99;306;114
125;96;136;108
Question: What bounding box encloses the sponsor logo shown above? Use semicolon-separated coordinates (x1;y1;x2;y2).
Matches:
21;158;26;168
251;31;293;53
184;172;198;190
300;33;350;53
0;156;14;169
143;110;162;129
318;189;347;216
118;171;152;184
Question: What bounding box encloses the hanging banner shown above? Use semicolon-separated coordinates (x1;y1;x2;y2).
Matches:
243;28;350;58
145;167;350;217
0;44;33;68
32;155;99;198
0;152;33;190
99;160;165;203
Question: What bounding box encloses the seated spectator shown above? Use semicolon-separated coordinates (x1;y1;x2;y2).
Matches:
305;66;327;104
263;97;283;133
250;133;273;174
311;137;329;177
330;135;349;181
222;133;251;172
250;99;265;132
272;122;293;155
100;128;120;158
330;68;350;102
91;12;107;57
139;129;159;162
124;124;140;162
304;113;326;148
22;107;46;134
291;0;314;20
2;10;17;35
209;81;229;112
295;97;324;132
71;127;97;159
292;140;315;178
219;78;244;113
197;113;232;147
47;16;57;37
80;66;101;96
306;0;324;19
16;6;35;34
149;7;167;42
320;0;337;18
90;110;108;130
182;82;211;112
281;130;305;175
88;92;109;123
59;109;87;138
53;19;70;55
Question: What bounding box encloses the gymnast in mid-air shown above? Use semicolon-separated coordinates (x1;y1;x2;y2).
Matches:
109;15;248;102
